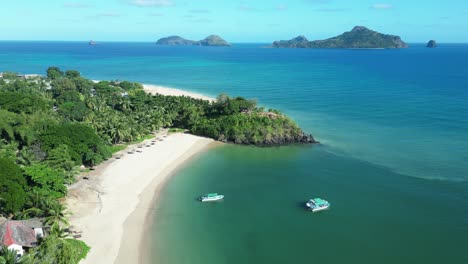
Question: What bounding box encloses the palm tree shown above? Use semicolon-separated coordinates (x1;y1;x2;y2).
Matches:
116;98;133;112
15;148;37;167
0;246;18;264
85;97;97;111
44;203;70;227
49;223;71;240
63;166;81;184
16;208;42;220
24;191;55;214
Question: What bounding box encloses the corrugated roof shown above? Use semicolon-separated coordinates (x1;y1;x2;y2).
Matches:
0;221;38;247
22;219;43;229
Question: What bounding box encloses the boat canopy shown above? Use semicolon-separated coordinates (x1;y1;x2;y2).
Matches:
206;193;219;197
311;198;328;206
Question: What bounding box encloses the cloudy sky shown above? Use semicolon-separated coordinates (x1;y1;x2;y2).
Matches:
1;0;467;42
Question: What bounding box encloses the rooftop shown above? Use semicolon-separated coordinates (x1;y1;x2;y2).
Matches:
0;220;42;247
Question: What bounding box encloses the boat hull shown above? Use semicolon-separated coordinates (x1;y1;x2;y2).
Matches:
200;195;224;202
306;202;330;212
309;206;329;212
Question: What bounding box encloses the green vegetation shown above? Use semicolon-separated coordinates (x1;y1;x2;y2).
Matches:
0;246;16;264
39;123;111;166
168;128;186;133
156;35;231;46
150;93;314;145
0;158;28;215
109;144;127;154
0;67;314;261
15;236;90;264
0;92;49;114
273;26;408;49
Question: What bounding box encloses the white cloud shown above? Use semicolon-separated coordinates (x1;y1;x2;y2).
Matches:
371;3;393;10
130;0;173;7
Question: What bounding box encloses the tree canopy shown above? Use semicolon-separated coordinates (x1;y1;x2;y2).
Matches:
0;158;28;214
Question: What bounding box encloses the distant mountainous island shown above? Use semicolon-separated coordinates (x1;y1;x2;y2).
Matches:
272;26;408;49
156;35;230;46
426;40;437;48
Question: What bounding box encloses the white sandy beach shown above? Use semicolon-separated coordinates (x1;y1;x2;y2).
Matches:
92;81;215;102
143;84;215;101
66;133;215;264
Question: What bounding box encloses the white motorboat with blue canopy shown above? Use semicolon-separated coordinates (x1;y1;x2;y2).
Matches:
199;193;224;202
306;198;330;212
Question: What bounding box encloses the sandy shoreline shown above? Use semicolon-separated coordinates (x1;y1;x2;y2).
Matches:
91;80;215;101
143;84;216;101
67;132;216;264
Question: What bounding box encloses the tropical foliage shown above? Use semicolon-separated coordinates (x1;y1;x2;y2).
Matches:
0;67;312;262
19;236;90;264
0;158;28;214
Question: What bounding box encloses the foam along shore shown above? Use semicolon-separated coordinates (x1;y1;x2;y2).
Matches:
143;84;215;101
66;132;215;264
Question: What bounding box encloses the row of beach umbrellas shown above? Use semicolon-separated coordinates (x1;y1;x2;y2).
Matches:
116;134;168;159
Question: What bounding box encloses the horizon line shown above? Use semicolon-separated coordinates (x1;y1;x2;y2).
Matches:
1;39;468;44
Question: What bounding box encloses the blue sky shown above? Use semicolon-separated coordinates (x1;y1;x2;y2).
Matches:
1;0;467;42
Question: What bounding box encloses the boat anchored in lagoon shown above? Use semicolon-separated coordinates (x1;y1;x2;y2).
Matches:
306;198;330;212
199;193;224;202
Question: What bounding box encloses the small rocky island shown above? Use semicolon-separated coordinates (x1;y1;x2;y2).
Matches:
273;26;408;49
426;40;437;48
156;35;230;46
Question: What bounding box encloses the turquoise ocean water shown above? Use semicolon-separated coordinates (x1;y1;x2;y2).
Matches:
1;42;467;263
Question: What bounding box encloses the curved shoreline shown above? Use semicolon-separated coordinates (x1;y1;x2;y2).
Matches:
66;82;221;264
115;138;221;264
67;132;218;264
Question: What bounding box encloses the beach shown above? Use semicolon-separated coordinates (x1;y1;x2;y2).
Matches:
91;82;215;102
143;84;215;101
66;131;216;264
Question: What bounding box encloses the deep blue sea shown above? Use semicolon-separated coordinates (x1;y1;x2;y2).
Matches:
1;42;467;263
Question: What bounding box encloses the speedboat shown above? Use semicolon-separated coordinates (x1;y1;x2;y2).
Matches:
306;198;330;212
199;193;224;202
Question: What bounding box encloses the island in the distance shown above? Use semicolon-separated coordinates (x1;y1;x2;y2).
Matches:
272;26;408;49
156;35;231;46
426;40;437;48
